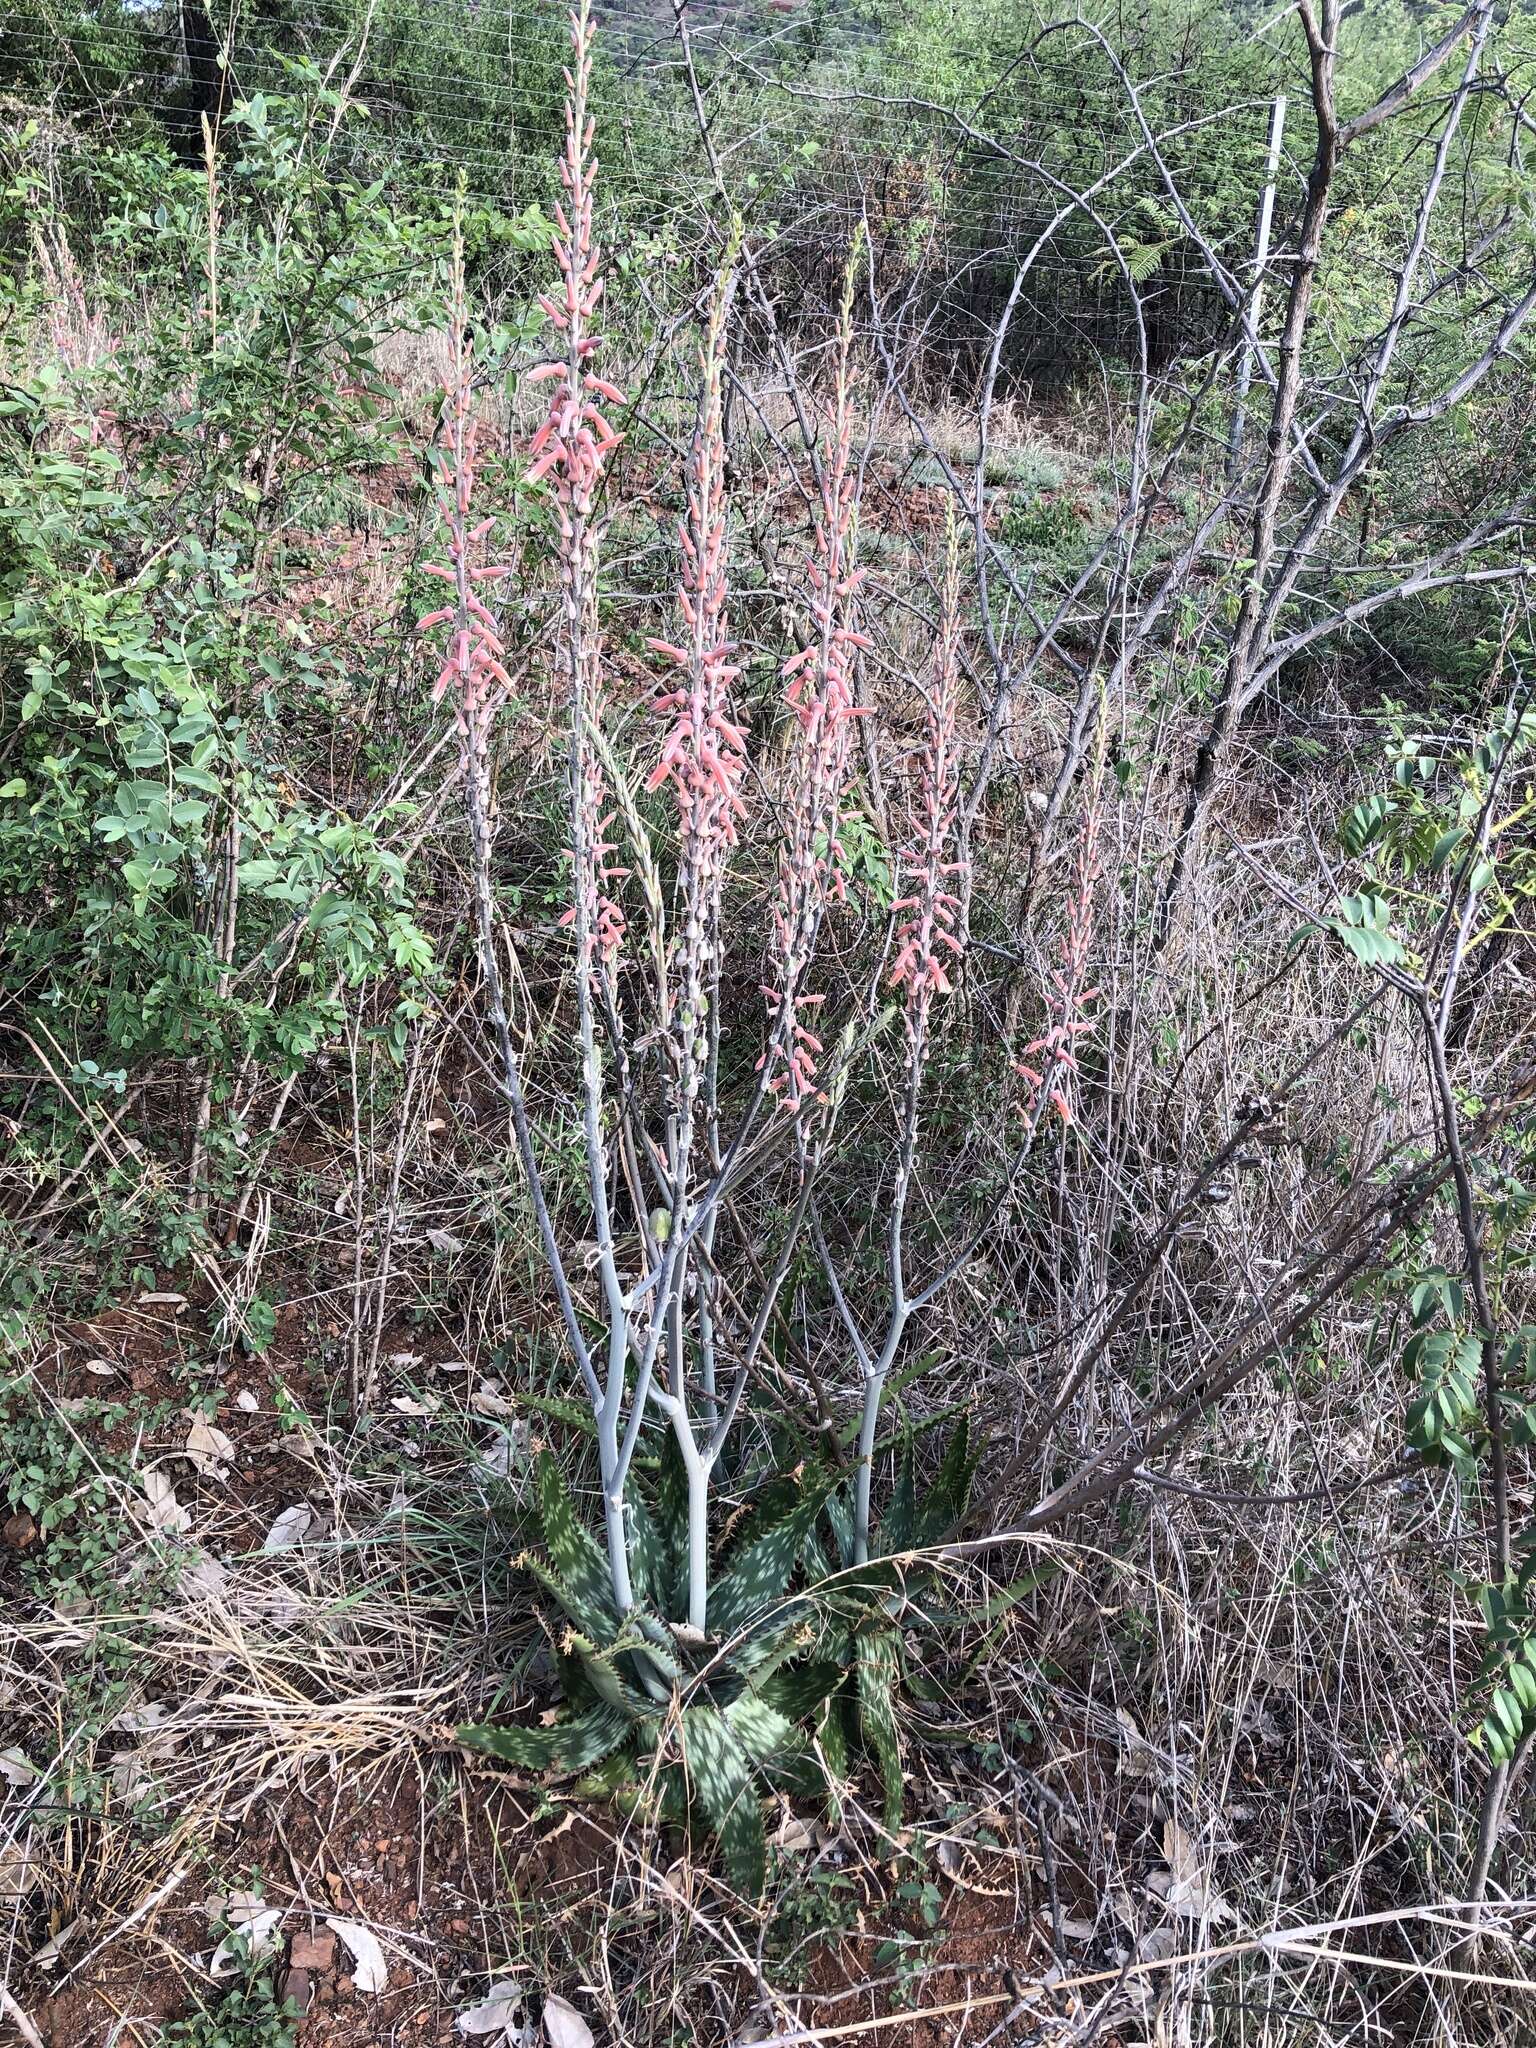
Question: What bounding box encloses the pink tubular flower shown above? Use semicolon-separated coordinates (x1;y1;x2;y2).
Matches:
890;521;966;1036
532;0;628;978
762;239;869;1106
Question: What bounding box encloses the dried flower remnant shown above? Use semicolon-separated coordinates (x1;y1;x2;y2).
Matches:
1016;761;1102;1126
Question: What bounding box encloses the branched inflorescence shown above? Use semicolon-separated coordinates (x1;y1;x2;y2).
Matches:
763;242;871;1104
890;516;966;1044
531;0;628;979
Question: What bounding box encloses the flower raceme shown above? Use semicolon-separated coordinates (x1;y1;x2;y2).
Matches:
524;6;624;522
890;528;966;1028
761;243;872;1106
646;275;747;1105
1015;775;1102;1126
533;0;627;976
418;229;512;778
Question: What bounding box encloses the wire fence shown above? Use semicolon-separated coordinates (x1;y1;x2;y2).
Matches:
0;0;1284;378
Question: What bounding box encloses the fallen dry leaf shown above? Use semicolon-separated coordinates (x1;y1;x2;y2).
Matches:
140;1468;191;1536
772;1809;815;1853
184;1417;236;1479
0;1748;38;1791
457;1978;525;2037
111;1704;170;1735
178;1549;231;1602
471;1382;517;1418
326;1916;389;1994
210;1905;284;1976
31;1914;85;1970
0;1834;37;1903
262;1504;313;1553
542;1994;595;2048
1153;1818;1232;1924
1115;1706;1164;1782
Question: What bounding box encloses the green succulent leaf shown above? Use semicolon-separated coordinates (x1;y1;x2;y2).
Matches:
536;1450;618;1626
722;1465;817;1561
836;1352;945;1444
522;1549;617;1649
855;1628;904;1833
815;1694;851;1817
681;1705;765;1897
911;1414;978;1546
458;1700;628;1775
565;1627;662;1716
754;1658;844;1724
649;1431;691;1613
725;1690;800;1762
625;1487;667;1611
878;1435;917;1555
505;1387;599;1436
710;1468;839;1641
824;1488;855;1568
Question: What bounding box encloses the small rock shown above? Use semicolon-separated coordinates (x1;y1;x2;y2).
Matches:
3;1511;37;1550
280;1966;312;2015
290;1929;337;1972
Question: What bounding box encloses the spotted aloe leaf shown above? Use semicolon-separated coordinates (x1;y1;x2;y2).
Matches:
625;1485;667;1611
710;1467;839;1641
721;1466;814;1560
521;1549;615;1649
536;1451;617;1628
564;1626;663;1717
649;1430;691;1614
681;1705;765;1897
910;1414;978;1547
506;1387;598;1436
814;1693;850;1821
724;1691;798;1762
824;1488;855;1568
878;1435;917;1555
754;1659;844;1724
855;1628;903;1832
458;1700;628;1775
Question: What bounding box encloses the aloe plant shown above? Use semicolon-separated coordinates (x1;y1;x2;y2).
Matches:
459;1415;992;1892
459;1450;848;1895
